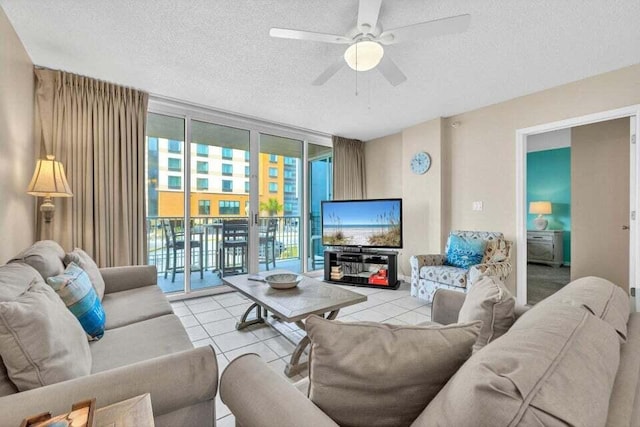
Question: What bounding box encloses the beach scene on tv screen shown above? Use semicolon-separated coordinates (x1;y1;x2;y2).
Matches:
323;200;401;247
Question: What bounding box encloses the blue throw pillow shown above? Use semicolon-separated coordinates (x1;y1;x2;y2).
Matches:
445;235;487;269
46;262;106;340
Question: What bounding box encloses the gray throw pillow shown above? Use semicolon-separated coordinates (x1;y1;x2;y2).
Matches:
458;276;516;351
0;279;91;391
64;248;105;300
9;240;66;280
306;315;481;427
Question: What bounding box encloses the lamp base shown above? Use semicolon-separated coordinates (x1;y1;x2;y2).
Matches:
533;216;548;231
40;197;55;223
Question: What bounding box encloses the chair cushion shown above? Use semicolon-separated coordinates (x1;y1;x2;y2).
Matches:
89;314;192;373
64;248;105;300
101;285;172;330
445;234;487;269
458;276;516;351
420;265;468;288
306;315;481;427
414;304;620;427
9;240;65;280
46;263;106;340
0;263;42;302
0;279;91;391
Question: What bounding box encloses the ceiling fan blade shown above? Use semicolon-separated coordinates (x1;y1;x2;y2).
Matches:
378;14;471;45
270;28;351;44
357;0;382;34
312;57;346;86
377;55;407;86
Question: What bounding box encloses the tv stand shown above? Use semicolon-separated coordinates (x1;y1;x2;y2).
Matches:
324;249;399;290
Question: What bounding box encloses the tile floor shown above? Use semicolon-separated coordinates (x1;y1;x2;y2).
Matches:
169;280;431;426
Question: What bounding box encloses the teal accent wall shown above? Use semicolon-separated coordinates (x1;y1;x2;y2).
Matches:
527;147;571;263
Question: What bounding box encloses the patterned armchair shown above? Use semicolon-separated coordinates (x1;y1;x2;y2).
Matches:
410;230;513;303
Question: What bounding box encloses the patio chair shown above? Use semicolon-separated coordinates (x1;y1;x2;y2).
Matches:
222;219;249;276
259;218;278;271
161;219;204;283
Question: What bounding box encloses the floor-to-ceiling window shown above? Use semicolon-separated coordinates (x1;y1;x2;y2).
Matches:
308;144;333;270
146;101;331;296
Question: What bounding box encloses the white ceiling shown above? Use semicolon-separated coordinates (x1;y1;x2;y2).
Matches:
2;0;640;141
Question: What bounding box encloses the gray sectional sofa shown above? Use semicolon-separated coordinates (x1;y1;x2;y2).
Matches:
221;276;638;426
0;241;218;426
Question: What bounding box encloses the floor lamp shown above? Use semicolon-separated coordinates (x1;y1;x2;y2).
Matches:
27;155;73;231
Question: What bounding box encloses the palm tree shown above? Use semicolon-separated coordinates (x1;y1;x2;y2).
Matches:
260;198;283;216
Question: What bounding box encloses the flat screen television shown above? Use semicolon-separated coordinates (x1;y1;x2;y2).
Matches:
321;198;403;249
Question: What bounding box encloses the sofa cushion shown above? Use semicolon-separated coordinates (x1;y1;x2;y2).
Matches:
445;234;487;269
306;315;481;427
0;263;42;302
101;285;172;330
414;304;620;427
546;276;630;340
420;265;467;288
47;263;106;340
9;240;65;280
0;358;18;398
607;312;640;426
64;248;105;300
458;276;516;351
0;279;91;391
89;314;192;373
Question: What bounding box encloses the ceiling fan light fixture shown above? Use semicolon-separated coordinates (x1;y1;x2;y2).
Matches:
344;41;384;71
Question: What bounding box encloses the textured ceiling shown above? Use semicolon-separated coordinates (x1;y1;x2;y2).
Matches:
2;0;640;140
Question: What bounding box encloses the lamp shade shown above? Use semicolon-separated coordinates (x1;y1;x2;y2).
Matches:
27;155;73;197
344;41;384;71
529;201;552;215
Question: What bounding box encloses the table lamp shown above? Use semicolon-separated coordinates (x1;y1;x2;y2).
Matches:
529;201;552;230
27;155;73;223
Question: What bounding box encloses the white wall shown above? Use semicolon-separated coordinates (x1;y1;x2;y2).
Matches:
0;6;35;262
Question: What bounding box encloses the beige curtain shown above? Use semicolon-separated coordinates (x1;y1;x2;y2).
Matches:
34;68;149;267
332;136;366;200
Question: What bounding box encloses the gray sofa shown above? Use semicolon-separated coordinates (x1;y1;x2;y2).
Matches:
221;276;637;426
0;241;218;426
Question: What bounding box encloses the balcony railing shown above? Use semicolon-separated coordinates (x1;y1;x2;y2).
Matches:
146;216;301;275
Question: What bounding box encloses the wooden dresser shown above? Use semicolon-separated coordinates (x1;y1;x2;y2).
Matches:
527;230;564;267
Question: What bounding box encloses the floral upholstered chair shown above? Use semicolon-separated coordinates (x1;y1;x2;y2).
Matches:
410;230;513;303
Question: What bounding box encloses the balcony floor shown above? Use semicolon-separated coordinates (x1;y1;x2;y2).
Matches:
157;258;305;294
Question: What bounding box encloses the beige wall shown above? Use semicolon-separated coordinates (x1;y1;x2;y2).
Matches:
366;118;443;276
366;63;640;294
571;118;630;289
0;7;35;263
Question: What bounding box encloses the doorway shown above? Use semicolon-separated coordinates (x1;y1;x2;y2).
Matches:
516;106;640;310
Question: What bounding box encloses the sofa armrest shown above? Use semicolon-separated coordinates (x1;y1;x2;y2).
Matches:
0;346;217;426
468;261;513;284
431;289;466;325
100;265;157;294
221;354;338;427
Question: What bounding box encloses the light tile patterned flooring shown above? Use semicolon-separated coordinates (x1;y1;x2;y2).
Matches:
169;281;431;426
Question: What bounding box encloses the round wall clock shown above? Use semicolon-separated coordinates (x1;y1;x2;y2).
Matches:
410;151;431;175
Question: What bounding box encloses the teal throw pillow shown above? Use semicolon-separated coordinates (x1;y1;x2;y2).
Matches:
445;235;487;269
46;262;106;340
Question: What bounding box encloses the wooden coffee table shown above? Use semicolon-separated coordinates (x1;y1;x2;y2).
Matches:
222;271;367;377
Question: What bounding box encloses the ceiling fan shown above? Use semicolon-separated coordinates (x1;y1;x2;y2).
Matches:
269;0;471;86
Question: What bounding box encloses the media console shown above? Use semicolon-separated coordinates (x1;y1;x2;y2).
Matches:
323;249;399;290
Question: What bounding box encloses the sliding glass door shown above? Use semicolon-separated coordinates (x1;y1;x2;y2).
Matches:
308;144;333;271
146;107;331;295
257;134;303;274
